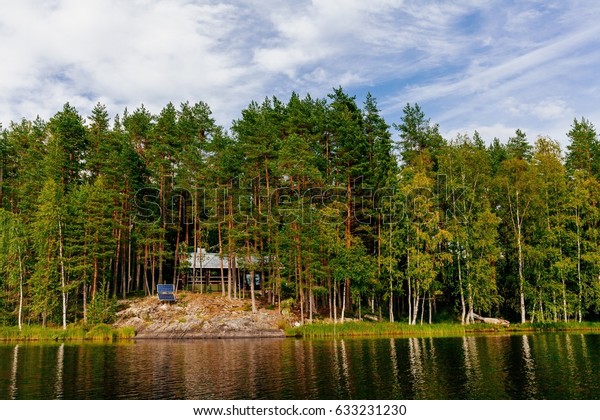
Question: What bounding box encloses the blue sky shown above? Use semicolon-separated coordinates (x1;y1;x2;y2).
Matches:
1;0;599;146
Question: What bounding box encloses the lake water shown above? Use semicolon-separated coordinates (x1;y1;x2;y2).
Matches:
1;333;599;399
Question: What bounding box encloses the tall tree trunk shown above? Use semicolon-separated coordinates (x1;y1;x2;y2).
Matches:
227;254;233;300
83;277;87;324
341;280;346;324
173;196;183;289
275;234;283;312
192;190;198;292
389;223;394;322
466;246;475;324
158;172;166;285
92;234;99;299
420;292;425;325
344;170;352;319
309;282;314;323
406;232;412;324
576;208;583;323
412;280;420;325
428;291;432;324
58;219;67;330
113;218;122;296
143;245;149;295
218;223;225;296
293;221;304;323
151;243;156;294
333;278;337;323
247;238;257;313
82;231;88;323
407;277;412;325
538;287;545;322
457;241;466;325
562;275;568;322
158;241;164;285
249;265;256;313
517;223;526;323
228;188;234;300
136;261;141;292
127;222;132;296
121;239;127;298
17;243;24;331
516;192;526;323
389;282;394;323
306;253;314;323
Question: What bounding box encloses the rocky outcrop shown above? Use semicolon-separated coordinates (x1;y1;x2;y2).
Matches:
114;294;287;339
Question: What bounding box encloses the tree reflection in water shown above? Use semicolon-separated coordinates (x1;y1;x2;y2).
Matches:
2;334;600;399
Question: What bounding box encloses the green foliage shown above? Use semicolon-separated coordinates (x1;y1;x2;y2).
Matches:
86;324;127;340
0;210;27;326
46;103;88;190
0;324;135;341
566;117;600;177
394;102;445;170
29;179;65;326
507;129;532;160
87;285;118;325
2;94;600;330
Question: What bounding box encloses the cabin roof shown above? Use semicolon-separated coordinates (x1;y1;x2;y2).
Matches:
188;249;229;269
187;248;262;270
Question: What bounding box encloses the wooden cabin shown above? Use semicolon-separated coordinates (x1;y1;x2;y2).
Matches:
184;248;262;292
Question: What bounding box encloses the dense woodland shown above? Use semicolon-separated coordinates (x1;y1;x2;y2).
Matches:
1;88;600;329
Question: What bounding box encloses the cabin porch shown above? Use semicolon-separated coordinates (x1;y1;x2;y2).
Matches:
182;248;263;293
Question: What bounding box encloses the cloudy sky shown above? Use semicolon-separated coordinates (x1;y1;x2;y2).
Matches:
1;0;599;145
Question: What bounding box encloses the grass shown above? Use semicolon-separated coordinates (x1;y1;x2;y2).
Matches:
286;320;600;338
506;321;600;332
85;324;136;340
0;324;136;342
287;321;467;338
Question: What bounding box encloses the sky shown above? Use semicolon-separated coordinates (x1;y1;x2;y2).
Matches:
1;0;599;146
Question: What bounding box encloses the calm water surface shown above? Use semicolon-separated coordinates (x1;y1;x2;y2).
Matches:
1;333;599;399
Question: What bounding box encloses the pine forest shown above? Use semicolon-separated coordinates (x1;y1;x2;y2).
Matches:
2;88;600;329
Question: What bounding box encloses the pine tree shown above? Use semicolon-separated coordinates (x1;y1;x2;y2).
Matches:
69;178;117;321
394;103;444;170
0;210;27;329
30;179;67;327
566;117;600;177
2;118;47;216
46;103;88;191
506;129;532;161
326;88;369;320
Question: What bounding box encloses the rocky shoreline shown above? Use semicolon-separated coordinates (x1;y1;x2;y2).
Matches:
113;293;288;339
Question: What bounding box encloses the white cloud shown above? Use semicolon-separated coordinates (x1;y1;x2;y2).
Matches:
532;99;572;121
0;0;599;148
0;0;260;124
504;97;573;121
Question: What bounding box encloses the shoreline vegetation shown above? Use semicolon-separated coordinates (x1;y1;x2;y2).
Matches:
3;293;600;342
286;320;600;338
0;324;136;342
3;318;600;342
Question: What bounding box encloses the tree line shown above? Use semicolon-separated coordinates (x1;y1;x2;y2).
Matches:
1;88;600;328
